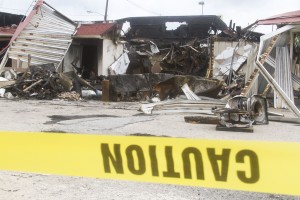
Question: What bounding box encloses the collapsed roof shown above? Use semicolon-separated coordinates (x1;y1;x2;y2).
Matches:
119;15;228;43
0;0;77;71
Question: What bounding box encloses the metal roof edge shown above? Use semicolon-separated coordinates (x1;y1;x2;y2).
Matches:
44;1;77;26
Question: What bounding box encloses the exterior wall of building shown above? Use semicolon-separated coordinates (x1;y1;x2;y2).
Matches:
101;39;124;76
60;38;123;76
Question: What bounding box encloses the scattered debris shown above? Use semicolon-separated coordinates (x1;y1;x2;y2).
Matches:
108;73;174;101
217;96;252;127
57;91;81;101
153;76;223;100
0;64;99;100
181;83;201;100
214;108;254;132
212;95;268;132
109;52;130;75
159;41;210;76
184;115;219;124
0;64;63;99
0;0;298;135
140;99;225;115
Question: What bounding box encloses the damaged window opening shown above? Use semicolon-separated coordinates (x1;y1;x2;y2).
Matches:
165;22;188;30
121;21;131;35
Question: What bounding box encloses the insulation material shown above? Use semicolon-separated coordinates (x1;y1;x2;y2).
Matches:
108;52;130;75
214;44;253;76
0;88;5;97
149;41;160;54
274;46;294;108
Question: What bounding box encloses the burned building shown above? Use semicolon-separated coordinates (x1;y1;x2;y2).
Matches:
62;22;124;78
103;15;230;101
119;15;228;47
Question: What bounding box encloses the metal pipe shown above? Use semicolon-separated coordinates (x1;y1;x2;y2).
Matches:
104;0;109;22
199;1;204;15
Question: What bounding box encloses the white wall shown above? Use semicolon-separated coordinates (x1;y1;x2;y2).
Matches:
100;39;124;76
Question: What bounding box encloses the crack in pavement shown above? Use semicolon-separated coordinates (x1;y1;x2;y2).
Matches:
105;118;155;131
43;115;155;133
44;114;119;125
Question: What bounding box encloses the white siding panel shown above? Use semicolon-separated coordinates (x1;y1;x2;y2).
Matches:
6;3;76;68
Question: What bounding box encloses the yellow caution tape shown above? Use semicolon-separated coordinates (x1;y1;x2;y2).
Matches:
0;131;299;195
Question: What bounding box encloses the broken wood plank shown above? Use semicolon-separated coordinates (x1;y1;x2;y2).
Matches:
0;80;16;88
184;115;219;124
241;34;280;96
23;79;43;92
216;125;254;132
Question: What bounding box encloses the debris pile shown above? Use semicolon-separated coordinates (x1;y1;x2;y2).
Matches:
152;76;223;100
0;64;63;99
212;95;268;132
125;38;211;77
0;64;99;100
108;73;224;102
140;83;270;132
108;73;174;101
159;41;209;76
125;40;160;74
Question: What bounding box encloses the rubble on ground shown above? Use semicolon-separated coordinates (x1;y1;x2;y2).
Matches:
0;64;98;100
0;0;299;130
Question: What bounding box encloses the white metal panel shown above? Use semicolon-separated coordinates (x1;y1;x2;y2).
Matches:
256;24;300;117
3;3;76;69
274;46;294;109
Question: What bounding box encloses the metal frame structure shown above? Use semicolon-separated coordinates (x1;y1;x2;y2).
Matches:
255;25;300;117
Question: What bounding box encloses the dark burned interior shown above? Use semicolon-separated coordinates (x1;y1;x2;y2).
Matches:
107;15;263;101
0;12;24;51
118;15;229;79
0;12;24;27
119;15;228;46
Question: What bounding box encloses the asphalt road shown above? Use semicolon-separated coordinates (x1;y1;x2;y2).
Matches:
0;99;299;200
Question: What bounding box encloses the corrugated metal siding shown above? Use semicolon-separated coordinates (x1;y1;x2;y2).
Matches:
7;4;76;67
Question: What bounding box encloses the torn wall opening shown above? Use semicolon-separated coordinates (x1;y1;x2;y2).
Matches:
63;39;102;80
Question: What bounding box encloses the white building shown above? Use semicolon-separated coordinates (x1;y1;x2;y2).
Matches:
62;22;124;78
